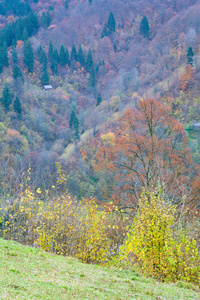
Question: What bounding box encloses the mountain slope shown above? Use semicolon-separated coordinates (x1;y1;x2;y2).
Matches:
0;238;200;300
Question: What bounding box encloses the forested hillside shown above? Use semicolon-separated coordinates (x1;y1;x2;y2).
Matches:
0;0;199;199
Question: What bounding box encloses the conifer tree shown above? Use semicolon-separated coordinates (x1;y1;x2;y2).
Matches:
101;23;108;38
51;49;59;74
2;43;9;67
107;12;116;34
88;65;96;87
13;64;24;82
40;50;47;68
13;96;22;116
140;15;150;38
71;44;77;61
22;27;28;41
41;66;49;85
48;40;54;63
97;92;102;106
95;63;99;73
187;47;194;67
86;49;93;72
64;0;69;10
12;45;18;65
23;39;34;72
66;48;70;66
60;44;67;67
77;44;85;67
1;84;12;112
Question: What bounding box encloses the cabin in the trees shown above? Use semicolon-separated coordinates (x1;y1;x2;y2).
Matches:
43;85;53;91
192;122;200;130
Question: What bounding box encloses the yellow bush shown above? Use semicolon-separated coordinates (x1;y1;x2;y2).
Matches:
120;191;200;284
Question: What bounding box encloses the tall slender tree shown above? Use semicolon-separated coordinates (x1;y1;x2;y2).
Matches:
13;96;22;116
77;44;85;67
1;84;12;112
23;39;34;72
107;12;116;34
140;15;150;38
86;49;93;72
187;47;194;67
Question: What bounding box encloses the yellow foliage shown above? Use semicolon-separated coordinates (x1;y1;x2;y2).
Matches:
120;191;200;284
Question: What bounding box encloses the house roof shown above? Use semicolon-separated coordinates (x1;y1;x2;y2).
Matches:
43;85;53;89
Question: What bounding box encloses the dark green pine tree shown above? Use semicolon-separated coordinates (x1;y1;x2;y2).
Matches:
23;39;34;73
69;109;76;129
60;43;67;67
77;44;85;67
1;84;12;112
13;96;22;116
12;45;18;64
13;64;23;81
66;48;71;66
64;0;69;10
89;0;92;5
71;44;77;61
140;15;150;38
187;47;194;66
22;27;29;41
97;92;102;106
51;49;59;75
107;12;116;34
40;50;47;68
101;23;108;38
40;66;49;85
113;43;117;52
95;63;99;73
48;40;54;63
88;65;96;87
2;43;9;67
85;49;93;72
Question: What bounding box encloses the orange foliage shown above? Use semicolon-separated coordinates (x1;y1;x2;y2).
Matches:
179;65;194;91
93;98;200;210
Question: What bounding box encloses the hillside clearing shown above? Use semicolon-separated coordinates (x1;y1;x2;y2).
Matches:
0;238;199;300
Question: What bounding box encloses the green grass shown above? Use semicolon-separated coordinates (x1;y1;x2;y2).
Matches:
0;238;199;300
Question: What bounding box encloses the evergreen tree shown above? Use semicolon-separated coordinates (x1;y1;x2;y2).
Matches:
187;47;194;67
113;43;117;52
89;0;92;5
77;44;85;67
13;96;22;116
69;109;79;139
22;27;28;41
64;0;69;10
101;23;108;38
88;65;96;87
41;66;49;85
71;44;77;61
85;49;93;72
66;48;71;66
2;43;9;67
48;40;54;63
40;50;47;68
140;15;150;38
95;63;99;73
97;92;102;106
12;45;18;64
60;43;67;67
51;49;59;75
1;84;12;112
107;12;116;34
13;64;24;82
23;39;34;73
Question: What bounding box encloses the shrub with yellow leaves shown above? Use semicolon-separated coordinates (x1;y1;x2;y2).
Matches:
120;190;200;285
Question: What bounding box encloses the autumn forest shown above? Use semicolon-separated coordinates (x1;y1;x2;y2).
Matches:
0;0;200;287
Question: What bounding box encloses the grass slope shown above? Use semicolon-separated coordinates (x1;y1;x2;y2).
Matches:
0;238;199;300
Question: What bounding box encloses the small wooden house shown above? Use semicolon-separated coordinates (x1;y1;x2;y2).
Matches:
43;85;53;91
